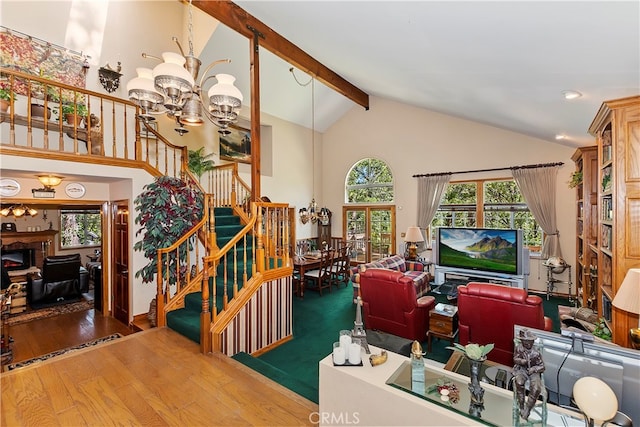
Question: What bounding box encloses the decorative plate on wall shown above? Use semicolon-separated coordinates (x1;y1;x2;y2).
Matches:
65;182;86;199
0;178;21;197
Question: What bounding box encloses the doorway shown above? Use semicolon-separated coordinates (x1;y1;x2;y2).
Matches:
111;201;130;325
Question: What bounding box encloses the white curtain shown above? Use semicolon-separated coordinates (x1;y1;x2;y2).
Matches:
512;165;562;259
416;174;451;247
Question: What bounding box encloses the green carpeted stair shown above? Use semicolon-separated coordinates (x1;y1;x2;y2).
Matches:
166;207;253;343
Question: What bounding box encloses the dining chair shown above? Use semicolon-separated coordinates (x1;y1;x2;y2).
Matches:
303;250;333;296
330;244;351;288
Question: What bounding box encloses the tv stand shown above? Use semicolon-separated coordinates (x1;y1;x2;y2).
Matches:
434;266;527;290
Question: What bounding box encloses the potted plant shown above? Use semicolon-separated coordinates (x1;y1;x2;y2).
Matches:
568;170;583;188
58;102;88;126
188;147;215;182
133;176;205;285
0;81;16;113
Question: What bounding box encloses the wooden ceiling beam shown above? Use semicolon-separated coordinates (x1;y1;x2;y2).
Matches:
192;0;369;110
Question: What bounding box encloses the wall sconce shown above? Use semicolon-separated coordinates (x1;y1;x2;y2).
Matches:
32;174;63;198
99;62;122;93
0;204;38;218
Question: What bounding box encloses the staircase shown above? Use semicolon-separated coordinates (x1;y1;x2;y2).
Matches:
0;68;294;357
165;207;253;343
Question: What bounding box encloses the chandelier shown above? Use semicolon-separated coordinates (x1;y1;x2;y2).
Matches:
126;0;243;135
0;204;38;218
291;69;329;225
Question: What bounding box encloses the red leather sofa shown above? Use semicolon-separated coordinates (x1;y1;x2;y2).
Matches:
360;268;436;341
457;282;553;366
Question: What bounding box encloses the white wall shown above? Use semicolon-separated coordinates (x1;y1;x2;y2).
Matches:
322;97;579;293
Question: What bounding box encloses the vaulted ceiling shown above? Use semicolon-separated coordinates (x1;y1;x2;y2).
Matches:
205;1;639;149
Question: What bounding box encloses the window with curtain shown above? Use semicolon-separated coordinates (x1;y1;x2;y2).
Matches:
60;209;102;249
344;158;396;263
431;179;543;251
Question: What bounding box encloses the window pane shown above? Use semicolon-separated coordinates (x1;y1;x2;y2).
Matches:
442;182;476;205
346;158;394;203
60;210;101;248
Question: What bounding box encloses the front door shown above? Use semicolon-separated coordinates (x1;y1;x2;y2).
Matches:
112;201;129;325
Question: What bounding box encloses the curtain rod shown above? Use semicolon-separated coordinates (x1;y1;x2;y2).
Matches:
412;162;564;178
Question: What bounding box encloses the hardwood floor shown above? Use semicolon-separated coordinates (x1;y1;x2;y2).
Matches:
8;308;135;364
1;310;317;426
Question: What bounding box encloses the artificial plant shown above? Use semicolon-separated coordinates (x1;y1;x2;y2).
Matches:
133;176;204;284
188;147;215;181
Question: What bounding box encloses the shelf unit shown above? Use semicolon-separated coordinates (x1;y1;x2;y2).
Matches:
571;146;598;309
588;95;640;348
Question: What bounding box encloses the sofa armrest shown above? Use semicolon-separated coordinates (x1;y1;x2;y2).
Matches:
404;261;425;272
27;274;45;303
544;316;553;331
417;295;436;310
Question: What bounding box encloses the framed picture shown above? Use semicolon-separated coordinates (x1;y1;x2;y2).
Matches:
220;124;251;164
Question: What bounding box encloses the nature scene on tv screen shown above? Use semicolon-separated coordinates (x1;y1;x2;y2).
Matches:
439;228;518;274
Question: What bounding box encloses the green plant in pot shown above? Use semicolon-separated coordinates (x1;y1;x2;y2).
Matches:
568;171;583;189
188;147;215;182
0;82;16;113
133;176;204;285
59;103;88;125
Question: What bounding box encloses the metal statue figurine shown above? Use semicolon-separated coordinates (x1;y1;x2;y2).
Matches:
513;329;545;421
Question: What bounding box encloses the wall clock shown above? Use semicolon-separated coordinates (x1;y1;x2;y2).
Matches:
65;182;86;199
0;178;21;197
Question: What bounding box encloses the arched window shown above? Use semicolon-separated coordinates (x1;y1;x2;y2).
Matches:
345;158;394;203
343;158;396;263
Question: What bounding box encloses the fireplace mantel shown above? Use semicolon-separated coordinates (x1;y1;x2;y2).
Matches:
1;230;59;268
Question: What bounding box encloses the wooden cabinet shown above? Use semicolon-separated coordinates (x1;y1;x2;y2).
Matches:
588;95;640;347
571;146;599;309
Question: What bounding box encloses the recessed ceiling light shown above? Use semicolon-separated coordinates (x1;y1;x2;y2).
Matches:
555;134;567;140
562;90;582;100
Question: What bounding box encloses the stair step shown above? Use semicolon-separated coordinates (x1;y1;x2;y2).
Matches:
165;309;204;344
231;352;318;403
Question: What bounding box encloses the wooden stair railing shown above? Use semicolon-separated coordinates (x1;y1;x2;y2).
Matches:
0;68;187;179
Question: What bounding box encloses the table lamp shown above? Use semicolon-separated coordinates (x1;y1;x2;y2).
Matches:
611;268;640;349
572;377;618;427
404;226;424;260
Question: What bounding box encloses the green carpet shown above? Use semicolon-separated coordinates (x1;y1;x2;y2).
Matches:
236;284;568;404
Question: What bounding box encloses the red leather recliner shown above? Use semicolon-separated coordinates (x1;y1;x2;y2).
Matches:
360;268;436;341
458;282;553;366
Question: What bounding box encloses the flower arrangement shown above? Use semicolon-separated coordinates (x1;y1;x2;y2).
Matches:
447;343;494;361
426;378;460;405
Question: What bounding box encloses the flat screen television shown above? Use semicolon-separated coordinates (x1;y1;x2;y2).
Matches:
1;248;36;271
435;227;524;276
514;325;640;424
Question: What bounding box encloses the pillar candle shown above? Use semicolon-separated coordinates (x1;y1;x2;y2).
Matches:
348;342;361;365
333;345;346;365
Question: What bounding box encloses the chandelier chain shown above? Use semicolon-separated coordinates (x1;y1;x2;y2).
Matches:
188;0;195;56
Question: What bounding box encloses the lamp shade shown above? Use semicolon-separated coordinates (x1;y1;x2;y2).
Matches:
127;68;165;105
404;226;424;243
612;268;640;315
153;52;194;89
37;174;63;188
573;377;618;423
208;74;243;108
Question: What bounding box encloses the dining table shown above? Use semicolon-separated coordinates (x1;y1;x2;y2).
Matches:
292;252;331;298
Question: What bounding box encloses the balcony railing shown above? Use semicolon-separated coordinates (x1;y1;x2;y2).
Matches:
1;67;185;178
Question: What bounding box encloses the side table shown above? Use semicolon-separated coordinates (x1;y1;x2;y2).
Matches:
427;306;459;352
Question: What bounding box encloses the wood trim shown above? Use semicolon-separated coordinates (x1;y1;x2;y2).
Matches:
192;0;369;110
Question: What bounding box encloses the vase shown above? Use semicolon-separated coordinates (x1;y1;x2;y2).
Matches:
466;356;486;405
0;99;9;113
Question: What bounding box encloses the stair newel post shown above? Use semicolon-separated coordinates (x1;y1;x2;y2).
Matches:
256;203;266;272
156;251;166;327
200;257;212;353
